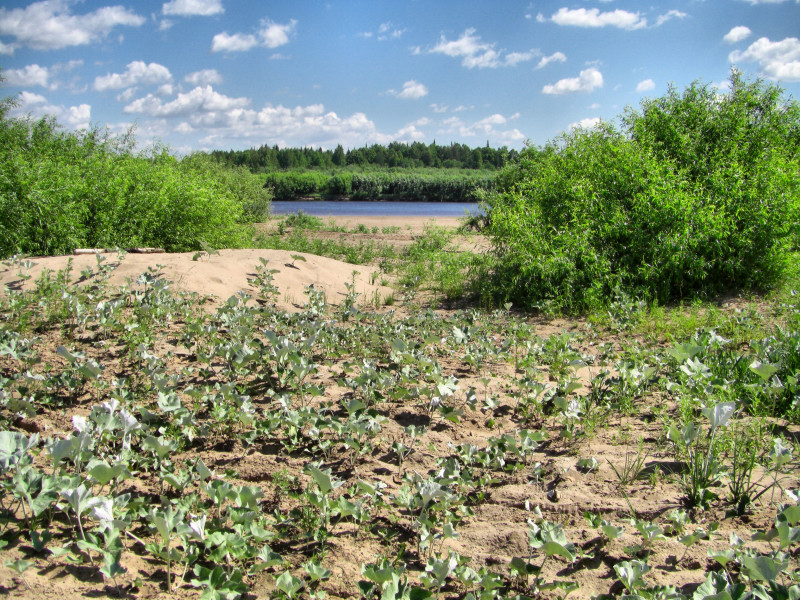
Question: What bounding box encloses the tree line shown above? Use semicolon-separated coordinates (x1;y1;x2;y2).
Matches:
264;169;495;202
211;140;518;172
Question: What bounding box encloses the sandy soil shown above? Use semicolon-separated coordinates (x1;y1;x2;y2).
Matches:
0;214;796;600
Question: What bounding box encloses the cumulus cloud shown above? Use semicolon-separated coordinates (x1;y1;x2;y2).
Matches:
124;85;249;118
724;26;752;44
548;7;684;29
0;0;144;53
212;18;297;52
191;104;393;150
437;113;526;146
162;0;224;16
535;51;567;70
729;36;800;81
184;69;222;86
4;64;50;87
636;78;655;92
390;80;428;99
94;61;172;92
550;7;647;30
542;67;603;94
429;28;534;68
569;117;601;130
12;90;91;129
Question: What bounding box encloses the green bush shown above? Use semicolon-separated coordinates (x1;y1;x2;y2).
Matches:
0;115;265;258
484;71;800;312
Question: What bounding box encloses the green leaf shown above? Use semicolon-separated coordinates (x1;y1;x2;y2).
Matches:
668;341;704;363
275;571;304;598
31;529;52;553
361;561;400;584
749;360;779;382
740;555;788;582
701;402;736;430
88;460;125;486
100;550;126;580
509;556;539;577
614;560;650;592
4;558;33;575
304;463;342;496
707;549;736;568
304;560;332;582
600;521;625;540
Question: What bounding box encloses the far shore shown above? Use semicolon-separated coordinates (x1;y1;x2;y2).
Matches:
274;214;466;235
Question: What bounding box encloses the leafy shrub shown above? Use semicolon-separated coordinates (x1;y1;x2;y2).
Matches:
178;153;271;222
484;70;800;312
282;211;325;230
0;115;265;258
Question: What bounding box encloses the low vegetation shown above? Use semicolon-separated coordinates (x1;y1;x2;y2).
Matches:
0;254;798;598
264;169;495;203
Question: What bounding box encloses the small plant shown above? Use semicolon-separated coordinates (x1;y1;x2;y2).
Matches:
668;401;735;508
609;436;649;487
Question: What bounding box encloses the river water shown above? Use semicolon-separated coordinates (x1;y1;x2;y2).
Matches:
271;200;481;217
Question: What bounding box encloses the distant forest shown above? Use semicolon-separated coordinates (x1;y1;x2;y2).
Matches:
211;140;519;172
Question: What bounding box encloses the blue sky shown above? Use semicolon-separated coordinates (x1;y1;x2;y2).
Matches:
1;0;799;153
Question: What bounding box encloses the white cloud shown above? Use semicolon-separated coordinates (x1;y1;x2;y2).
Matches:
184;69;222;86
124;85;249;118
0;0;144;53
212;32;259;52
724;26;752;44
4;64;49;87
94;61;172;92
636;78;655;92
739;0;795;4
261;19;297;48
376;22;406;41
192;104;393;150
162;0;224;17
16;90;47;105
729;36;800;81
429;28;533;68
437;113;526;145
393;80;428;100
431;103;449;113
550;7;646;30
535;51;567;70
654;10;687;27
569;117;601;130
12;90;91;129
394;123;426;142
543;67;604;94
212;18;296;52
505;51;536;67
116;87;139;103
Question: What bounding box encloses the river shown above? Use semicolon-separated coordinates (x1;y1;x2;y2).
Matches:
271;200;481;217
